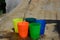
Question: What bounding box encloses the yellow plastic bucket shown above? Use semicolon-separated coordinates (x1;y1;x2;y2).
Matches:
13;18;23;33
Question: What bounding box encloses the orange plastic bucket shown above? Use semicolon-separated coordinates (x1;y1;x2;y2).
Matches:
18;22;29;38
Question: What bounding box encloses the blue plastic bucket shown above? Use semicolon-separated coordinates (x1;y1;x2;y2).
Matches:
36;19;46;35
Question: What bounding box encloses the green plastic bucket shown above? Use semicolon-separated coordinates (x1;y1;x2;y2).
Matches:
13;18;23;33
25;18;36;37
29;23;41;40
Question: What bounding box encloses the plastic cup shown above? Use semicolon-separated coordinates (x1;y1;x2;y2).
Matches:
25;18;36;23
13;18;23;33
25;18;36;37
29;23;41;40
36;20;46;35
18;22;29;38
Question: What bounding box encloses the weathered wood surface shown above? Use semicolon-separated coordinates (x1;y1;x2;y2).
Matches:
0;23;60;40
0;0;60;40
0;0;60;30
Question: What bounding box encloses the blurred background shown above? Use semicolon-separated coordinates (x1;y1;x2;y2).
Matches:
5;0;21;13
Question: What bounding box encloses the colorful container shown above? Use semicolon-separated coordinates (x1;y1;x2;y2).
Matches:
25;18;36;23
25;18;36;37
13;18;23;33
36;20;46;35
18;22;29;38
29;23;41;40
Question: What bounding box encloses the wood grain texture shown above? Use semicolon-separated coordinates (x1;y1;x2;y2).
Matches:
0;0;60;39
